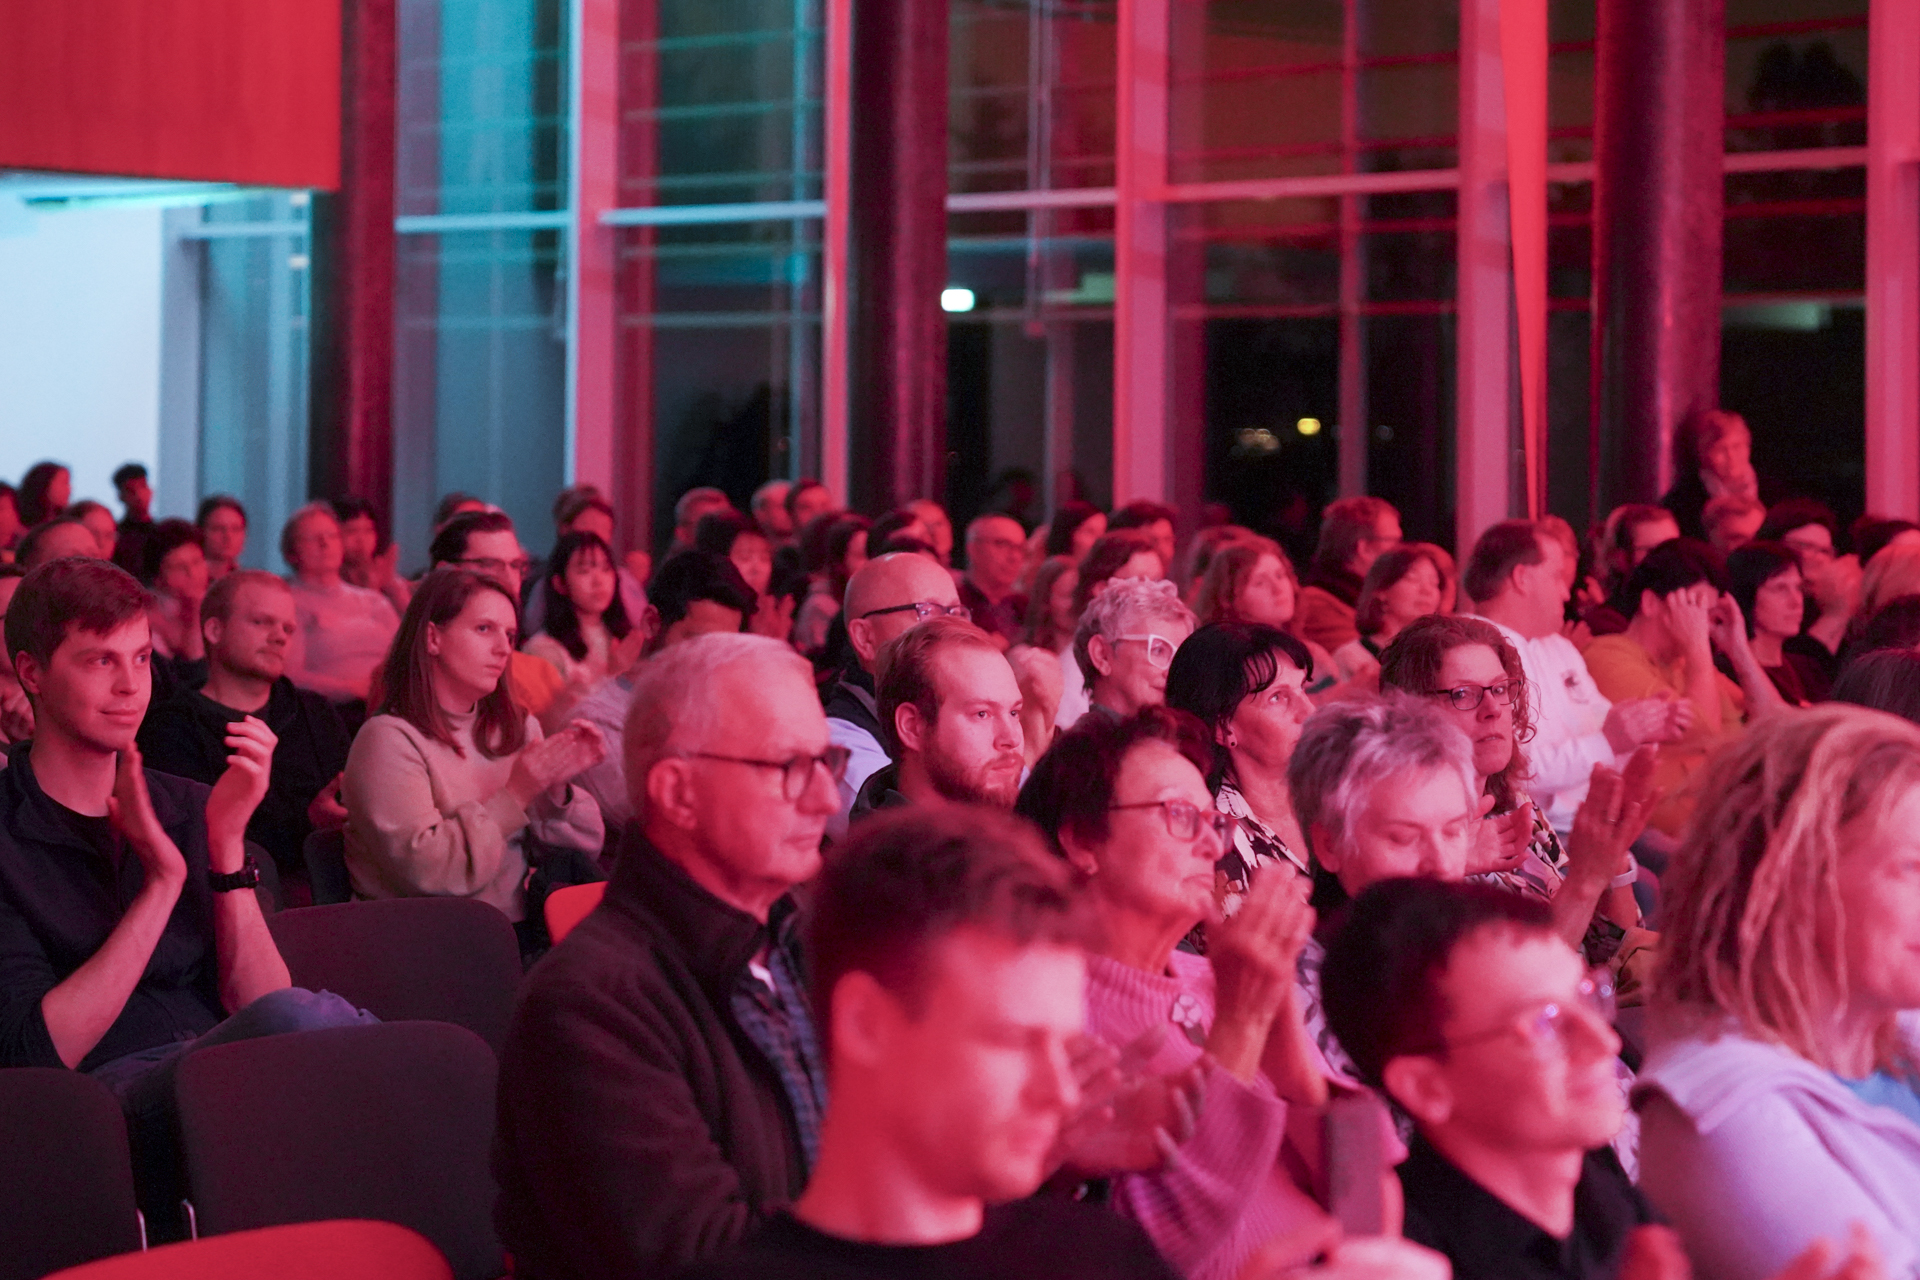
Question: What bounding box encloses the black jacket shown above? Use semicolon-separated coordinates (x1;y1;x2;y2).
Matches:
821;664;882;744
493;832;815;1280
138;676;350;877
0;746;223;1071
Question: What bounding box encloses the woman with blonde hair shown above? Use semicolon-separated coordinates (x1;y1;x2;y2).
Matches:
1194;538;1344;697
1859;542;1920;626
1635;704;1920;1279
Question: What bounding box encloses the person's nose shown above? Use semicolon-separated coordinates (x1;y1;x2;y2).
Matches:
996;710;1022;753
1476;693;1501;722
797;757;839;816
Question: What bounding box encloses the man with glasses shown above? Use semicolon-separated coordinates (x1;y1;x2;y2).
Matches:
824;553;970;839
1320;877;1658;1280
496;633;844;1280
428;509;566;721
954;513;1029;649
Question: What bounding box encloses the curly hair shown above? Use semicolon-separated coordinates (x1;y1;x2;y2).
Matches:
1192;537;1296;628
1377;614;1535;813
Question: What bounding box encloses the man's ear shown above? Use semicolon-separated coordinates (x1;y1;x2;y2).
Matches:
202;616;225;653
847;616;877;666
644;757;701;833
1381;1054;1452;1127
894;701;930;755
829;970;899;1073
13;650;43;699
1088;633;1115;678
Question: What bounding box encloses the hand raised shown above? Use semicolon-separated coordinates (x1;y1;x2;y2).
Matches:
1617;1225;1693;1280
1767;1223;1888;1280
1053;1028;1207;1176
1465;794;1528;876
1604;696;1682;752
306;770;348;830
508;720;609;805
110;745;187;888
207;716;278;854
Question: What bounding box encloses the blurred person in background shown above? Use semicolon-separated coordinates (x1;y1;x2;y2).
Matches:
140;520;210;669
16;461;71;528
196;495;248;581
69;501;119;561
333;496;412;615
1703;494;1767;557
1662;408;1768;541
1331;544;1449;685
110;463;155;576
1297;496;1402;653
793;513;870;659
752;480;794;546
955;514;1028;650
1193;538;1343;699
1758;498;1857;662
694;509;789;641
280;502;401;709
905;498;955;566
1109;500;1178;575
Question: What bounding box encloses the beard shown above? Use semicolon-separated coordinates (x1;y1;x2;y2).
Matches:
221;646;286;683
924;740;1025;808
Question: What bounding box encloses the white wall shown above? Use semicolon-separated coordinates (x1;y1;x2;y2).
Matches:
0;205;164;511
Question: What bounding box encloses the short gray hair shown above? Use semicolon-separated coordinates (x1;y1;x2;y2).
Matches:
622;632;812;816
1287;692;1476;866
1073;576;1195;685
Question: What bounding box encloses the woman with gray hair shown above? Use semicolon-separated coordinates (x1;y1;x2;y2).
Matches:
1072;576;1197;724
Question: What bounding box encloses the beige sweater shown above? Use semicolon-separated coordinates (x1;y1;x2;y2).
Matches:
343;709;604;921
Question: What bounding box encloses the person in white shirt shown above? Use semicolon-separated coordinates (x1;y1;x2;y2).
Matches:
1463;520;1686;834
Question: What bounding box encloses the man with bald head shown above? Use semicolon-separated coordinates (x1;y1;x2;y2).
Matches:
17;518;101;570
823;551;967;839
495;633;844;1280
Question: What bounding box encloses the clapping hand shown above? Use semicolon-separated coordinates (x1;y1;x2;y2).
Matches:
1052;1027;1206;1177
207;716;278;857
1466;794;1531;877
508;720;609;807
109;744;187;889
1236;1218;1452;1280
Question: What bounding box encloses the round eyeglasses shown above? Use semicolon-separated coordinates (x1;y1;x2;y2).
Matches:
1429;678;1521;712
691;746;853;800
1108;799;1235;842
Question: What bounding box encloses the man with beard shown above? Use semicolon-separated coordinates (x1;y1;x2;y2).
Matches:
852;618;1025;816
138;570;351;883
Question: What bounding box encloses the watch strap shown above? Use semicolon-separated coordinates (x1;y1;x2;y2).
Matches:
209;861;262;893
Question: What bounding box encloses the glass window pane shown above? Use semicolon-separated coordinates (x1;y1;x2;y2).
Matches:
950;1;1118;195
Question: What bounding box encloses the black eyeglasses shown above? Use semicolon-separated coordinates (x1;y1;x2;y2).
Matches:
455;555;534;577
1108;799;1235;842
857;601;972;623
1429;678;1521;712
690;746;853;800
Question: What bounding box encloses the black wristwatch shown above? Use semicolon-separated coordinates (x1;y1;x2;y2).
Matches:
208;860;262;893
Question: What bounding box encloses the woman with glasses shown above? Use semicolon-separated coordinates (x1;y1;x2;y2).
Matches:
1378;615;1646;965
344;568;606;951
1164;624;1317;943
1071;576;1196;724
279;501;402;707
1637;705;1920;1279
1014;707;1346;1280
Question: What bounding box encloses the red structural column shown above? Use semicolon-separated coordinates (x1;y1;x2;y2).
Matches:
614;0;659;551
317;0;397;522
1590;0;1725;508
569;0;620;509
820;0;853;505
1456;0;1517;548
1113;0;1170;508
845;0;949;515
1866;0;1920;520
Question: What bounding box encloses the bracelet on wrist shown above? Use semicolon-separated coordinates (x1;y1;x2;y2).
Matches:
1610;855;1640;890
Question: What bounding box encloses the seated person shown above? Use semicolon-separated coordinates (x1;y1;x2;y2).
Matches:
333;495;413;615
1829;649;1920;725
1014;707;1357;1280
1637;705;1920;1278
140;519;210;668
683;805;1233;1280
138;570;352;883
1726;542;1831;706
69;500;121;561
1055;531;1163;729
694;509;789;641
851;617;1025;816
1703;493;1766;556
0;565;33;745
1192;538;1342;699
1071;577;1196;724
427;510;566;720
280;501;401;705
1582;539;1784;837
1296;497;1402;653
17;517;101;570
954;513;1030;649
524;530;642;701
342;569;605;938
494;634;844;1280
110;463;155;575
1329;544;1447;685
197;494;249;583
522;487;648;634
0;559;370;1220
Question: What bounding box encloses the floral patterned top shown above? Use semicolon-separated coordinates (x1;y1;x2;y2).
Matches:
1182;782;1312;956
1470;807;1629;967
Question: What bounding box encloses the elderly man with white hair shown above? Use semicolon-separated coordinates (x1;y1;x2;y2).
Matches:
494;632;845;1280
1071;576;1197;726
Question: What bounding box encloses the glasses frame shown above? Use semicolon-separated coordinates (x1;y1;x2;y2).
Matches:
1406;970;1618;1058
1113;633;1180;669
455;555;535;577
690;746;853;800
1428;678;1521;712
857;600;973;623
1108;799;1235;842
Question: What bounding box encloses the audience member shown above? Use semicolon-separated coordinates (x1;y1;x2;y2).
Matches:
694;509;789;640
1662;408;1767;541
428;509;566;719
1165;623;1316;902
0;483;23;560
955;514;1028;649
1193;537;1343;698
281;502;401;705
432;491;489;533
139;519;210;666
1046;499;1107;561
1703;493;1767;556
1726;541;1830;704
825;553;968;837
110;462;156;576
793;513;870;658
1173;525;1254;603
684;805;1198;1280
196;494;248;581
69;500;120;561
1583;539;1782;837
1109;499;1178;573
1331;544;1447;685
1844;594;1920;667
17;461;72;528
495;634;840;1279
751;480;794;545
641;549;754;653
1829;649;1920;724
534;487;648;632
785;477;838;533
1758;497;1857;658
905;498;955;566
1466;520;1682;836
1297;496;1401;653
342;569;605;940
0;565;33;744
1859;543;1920;625
672;487;734;553
869;507;934;557
854;617;1023;814
1056;530;1163;728
16;517;99;570
1585;505;1682;637
333;495;413;614
0;558;371;1223
1073;577;1196;725
1018;555;1078;654
1378;615;1646;962
1853;516;1920;567
526;531;641;694
138;570;352;882
1639;706;1920;1278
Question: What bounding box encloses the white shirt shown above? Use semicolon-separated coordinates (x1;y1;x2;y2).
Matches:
1053;645;1090;731
826;682;890;842
1473;615;1624;832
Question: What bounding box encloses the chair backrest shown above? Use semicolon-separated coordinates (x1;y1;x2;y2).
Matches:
267;898;522;1050
543;880;607;945
0;1068;144;1280
303;828;351;905
174;1024;498;1280
46;1219;452;1280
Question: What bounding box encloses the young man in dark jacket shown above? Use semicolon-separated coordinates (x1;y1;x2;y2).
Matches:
138;570;350;882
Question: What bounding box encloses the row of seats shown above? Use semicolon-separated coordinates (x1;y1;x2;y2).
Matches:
6;889;611;1280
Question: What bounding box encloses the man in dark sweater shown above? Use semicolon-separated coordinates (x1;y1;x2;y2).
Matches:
679;806;1178;1280
138;570;350;881
494;633;844;1280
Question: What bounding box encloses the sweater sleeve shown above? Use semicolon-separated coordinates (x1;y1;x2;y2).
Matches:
342;718;530;900
1107;1060;1291;1277
1636;1090;1920;1280
527;714;606;859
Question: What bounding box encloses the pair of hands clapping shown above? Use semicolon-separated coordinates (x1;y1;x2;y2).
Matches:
506;720;609;810
112;716;279;883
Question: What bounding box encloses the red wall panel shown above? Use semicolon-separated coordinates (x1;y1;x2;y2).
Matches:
0;0;342;189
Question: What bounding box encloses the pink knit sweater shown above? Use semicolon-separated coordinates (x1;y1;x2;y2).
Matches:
1084;951;1330;1280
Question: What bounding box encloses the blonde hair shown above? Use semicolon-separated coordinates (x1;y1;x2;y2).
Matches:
1860;544;1920;621
1654;704;1920;1072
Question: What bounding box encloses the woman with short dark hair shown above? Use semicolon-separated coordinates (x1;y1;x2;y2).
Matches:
1726;541;1828;705
141;518;210;663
